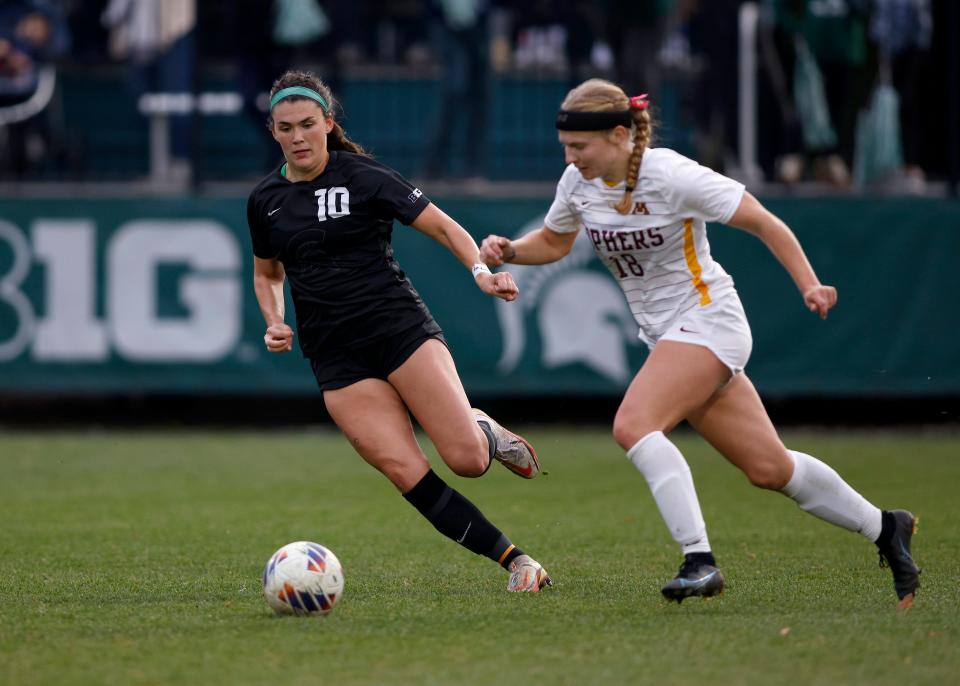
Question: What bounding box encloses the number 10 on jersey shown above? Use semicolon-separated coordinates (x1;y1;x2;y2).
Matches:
315;187;351;222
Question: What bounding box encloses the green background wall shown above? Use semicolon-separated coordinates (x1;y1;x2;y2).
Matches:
0;195;957;396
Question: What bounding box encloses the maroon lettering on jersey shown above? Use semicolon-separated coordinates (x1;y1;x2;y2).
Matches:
588;226;664;254
602;231;619;252
588;227;602;250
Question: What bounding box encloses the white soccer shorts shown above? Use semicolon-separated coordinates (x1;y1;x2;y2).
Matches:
655;293;753;375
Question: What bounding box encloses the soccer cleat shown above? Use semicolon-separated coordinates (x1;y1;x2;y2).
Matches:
877;509;921;609
660;552;725;603
472;409;540;479
507;555;552;592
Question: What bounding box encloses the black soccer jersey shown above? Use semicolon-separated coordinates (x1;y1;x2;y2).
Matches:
247;151;441;355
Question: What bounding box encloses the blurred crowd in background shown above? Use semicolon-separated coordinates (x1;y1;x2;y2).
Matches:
0;0;955;193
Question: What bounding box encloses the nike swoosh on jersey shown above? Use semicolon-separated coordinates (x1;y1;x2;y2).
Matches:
268;207;282;216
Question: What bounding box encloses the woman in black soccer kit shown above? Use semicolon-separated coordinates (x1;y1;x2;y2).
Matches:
247;70;550;592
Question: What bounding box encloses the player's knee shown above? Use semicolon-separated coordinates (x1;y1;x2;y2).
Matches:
743;458;792;490
446;454;488;478
440;436;489;478
374;454;428;491
612;411;658;451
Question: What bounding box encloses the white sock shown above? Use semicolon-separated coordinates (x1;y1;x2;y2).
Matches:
780;450;882;541
627;431;711;555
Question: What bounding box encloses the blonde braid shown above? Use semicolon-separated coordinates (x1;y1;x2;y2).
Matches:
614;108;652;215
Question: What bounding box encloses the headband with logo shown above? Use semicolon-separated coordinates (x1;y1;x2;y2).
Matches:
555;94;649;131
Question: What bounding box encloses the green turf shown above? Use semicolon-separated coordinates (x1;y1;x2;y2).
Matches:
1;429;957;686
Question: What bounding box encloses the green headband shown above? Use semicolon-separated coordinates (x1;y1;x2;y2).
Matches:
269;86;329;112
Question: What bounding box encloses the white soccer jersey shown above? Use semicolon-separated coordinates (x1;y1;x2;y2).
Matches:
544;147;745;345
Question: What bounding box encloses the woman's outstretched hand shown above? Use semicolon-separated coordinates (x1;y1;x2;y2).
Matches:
476;271;519;302
479;235;514;267
803;285;837;319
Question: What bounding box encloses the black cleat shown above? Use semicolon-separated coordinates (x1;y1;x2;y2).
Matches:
877;509;921;609
661;552;725;603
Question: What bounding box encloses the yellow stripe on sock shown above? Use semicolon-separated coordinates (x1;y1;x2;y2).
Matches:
498;544;516;565
683;218;712;306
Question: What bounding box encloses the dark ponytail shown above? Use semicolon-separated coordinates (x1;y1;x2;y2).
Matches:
327;121;366;155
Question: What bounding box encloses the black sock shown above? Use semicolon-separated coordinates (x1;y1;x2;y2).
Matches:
685;551;717;566
875;510;896;547
403;469;523;569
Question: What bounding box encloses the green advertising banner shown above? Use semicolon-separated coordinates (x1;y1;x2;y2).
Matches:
0;194;958;396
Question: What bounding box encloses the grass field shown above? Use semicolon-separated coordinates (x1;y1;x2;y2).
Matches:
1;428;957;686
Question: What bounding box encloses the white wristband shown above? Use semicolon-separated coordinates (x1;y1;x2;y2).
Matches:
472;262;492;280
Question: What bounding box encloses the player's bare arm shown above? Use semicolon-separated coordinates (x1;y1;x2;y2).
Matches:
253;256;293;352
411;203;519;301
727;192;837;319
480;226;577;266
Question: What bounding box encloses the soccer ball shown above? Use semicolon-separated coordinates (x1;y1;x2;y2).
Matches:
262;541;344;616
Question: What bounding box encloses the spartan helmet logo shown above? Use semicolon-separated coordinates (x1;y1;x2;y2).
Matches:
494;216;640;384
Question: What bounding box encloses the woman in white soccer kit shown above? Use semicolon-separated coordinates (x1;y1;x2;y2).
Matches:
480;78;921;607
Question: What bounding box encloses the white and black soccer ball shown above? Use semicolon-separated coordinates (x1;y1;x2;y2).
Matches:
262;541;344;616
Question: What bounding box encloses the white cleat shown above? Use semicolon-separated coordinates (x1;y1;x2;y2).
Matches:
473;409;541;479
507;555;552;592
